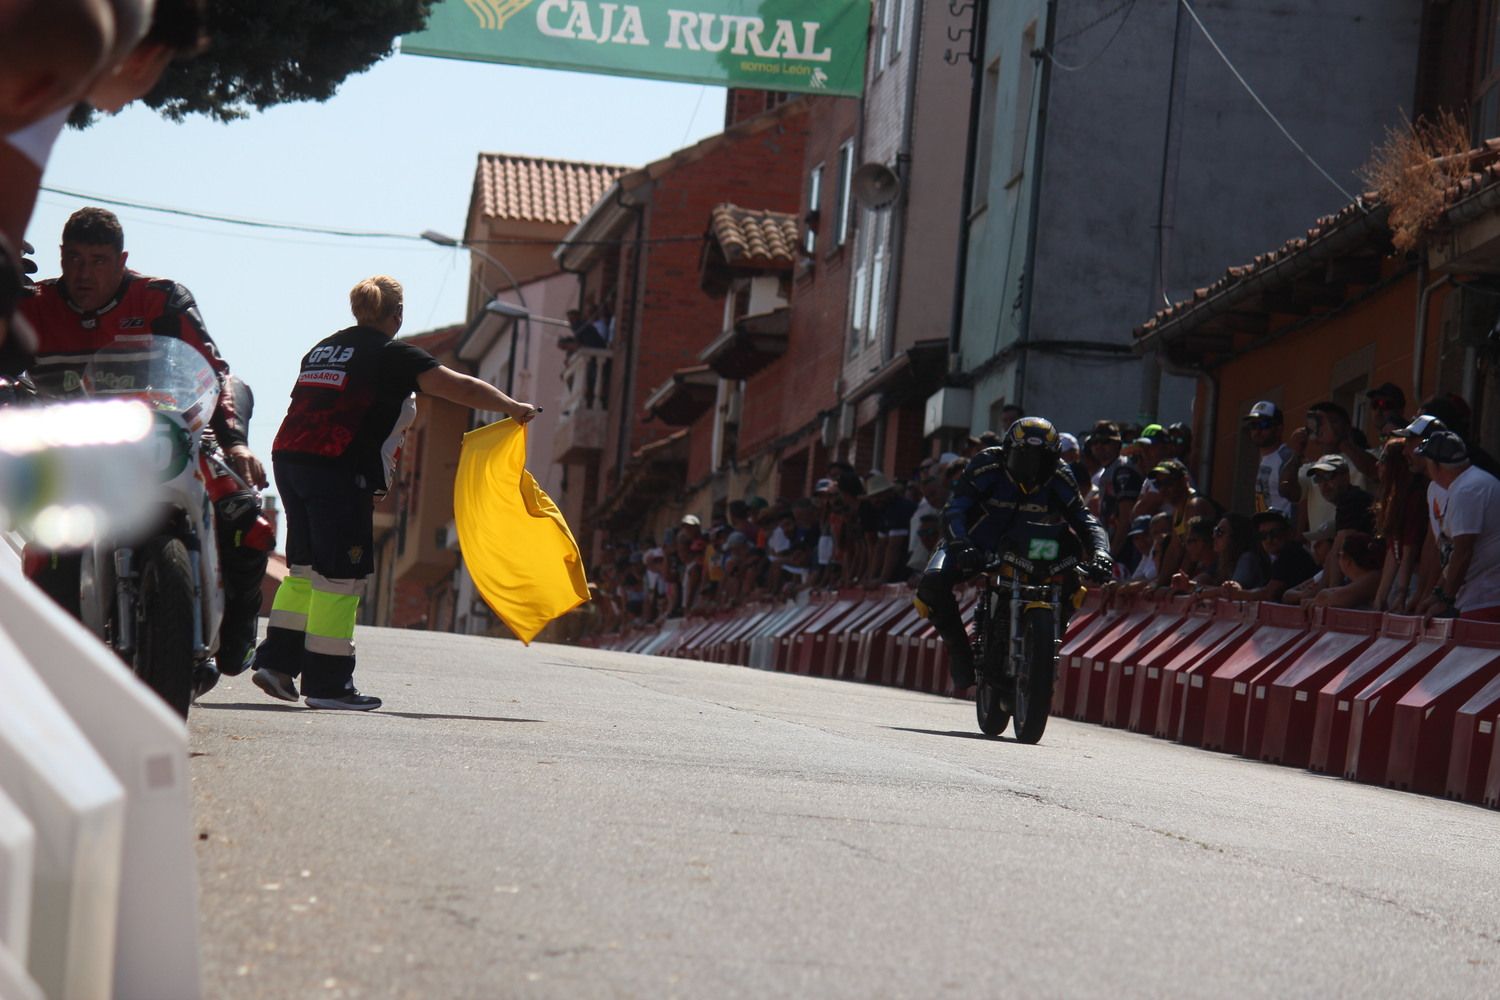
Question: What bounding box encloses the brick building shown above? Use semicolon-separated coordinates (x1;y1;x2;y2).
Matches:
553;98;811;548
365;325;468;630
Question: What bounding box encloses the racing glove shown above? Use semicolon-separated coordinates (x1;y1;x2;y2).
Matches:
1084;551;1114;582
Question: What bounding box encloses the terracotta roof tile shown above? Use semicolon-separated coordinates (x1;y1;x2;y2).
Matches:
708;203;799;269
475;154;629;225
1138;140;1500;338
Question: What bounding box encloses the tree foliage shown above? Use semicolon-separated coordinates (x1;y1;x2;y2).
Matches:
144;0;432;122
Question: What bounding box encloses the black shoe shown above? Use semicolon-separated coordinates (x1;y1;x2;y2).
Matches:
252;667;299;702
949;645;976;691
305;690;382;712
191;662;220;702
216;640;254;677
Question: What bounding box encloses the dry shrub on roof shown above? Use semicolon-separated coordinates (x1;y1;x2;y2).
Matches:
1359;109;1472;251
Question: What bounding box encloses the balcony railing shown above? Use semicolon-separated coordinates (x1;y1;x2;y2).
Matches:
553;347;611;464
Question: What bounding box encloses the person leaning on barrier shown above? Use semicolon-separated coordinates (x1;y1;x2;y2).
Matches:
1413;431;1500;623
915;417;1111;693
252;275;537;711
1228;511;1318;604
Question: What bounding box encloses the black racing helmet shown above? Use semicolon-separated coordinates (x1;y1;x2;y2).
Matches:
1003;416;1061;492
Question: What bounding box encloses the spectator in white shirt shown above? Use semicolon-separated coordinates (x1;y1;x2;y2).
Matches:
1414;431;1500;621
1243;401;1295;517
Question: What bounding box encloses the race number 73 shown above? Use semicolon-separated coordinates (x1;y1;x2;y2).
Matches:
1027;538;1060;561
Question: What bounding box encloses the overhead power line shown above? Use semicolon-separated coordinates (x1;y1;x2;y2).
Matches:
38;184;711;247
1176;0;1358;204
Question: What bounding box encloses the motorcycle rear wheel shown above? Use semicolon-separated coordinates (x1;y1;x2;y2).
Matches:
1012;606;1056;745
135;536;195;718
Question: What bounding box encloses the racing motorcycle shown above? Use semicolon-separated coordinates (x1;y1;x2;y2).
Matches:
971;523;1091;744
30;336;260;717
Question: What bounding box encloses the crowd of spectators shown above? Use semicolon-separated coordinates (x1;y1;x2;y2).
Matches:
583;383;1500;635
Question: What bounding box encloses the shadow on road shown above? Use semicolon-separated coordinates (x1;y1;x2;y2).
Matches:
886;726;1016;743
196;702;543;725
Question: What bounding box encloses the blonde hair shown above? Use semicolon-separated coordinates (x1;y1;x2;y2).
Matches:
349;275;403;325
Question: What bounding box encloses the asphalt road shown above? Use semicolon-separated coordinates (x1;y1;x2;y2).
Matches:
190;625;1500;999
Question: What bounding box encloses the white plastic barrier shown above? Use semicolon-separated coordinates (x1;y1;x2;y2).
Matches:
0;565;201;999
0;787;34;960
0;942;43;1000
0;626;124;1000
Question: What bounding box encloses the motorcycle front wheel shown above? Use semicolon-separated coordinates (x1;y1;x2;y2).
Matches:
135;535;196;718
975;601;1012;737
976;679;1011;737
1012;606;1056;745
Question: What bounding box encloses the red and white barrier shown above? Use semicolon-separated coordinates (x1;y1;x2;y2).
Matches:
584;586;1500;808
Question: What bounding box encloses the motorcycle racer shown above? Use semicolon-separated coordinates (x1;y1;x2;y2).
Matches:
17;206;269;691
915;416;1112;692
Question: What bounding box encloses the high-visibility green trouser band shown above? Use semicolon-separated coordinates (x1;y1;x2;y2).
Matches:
268;572;313;633
306;584;359;658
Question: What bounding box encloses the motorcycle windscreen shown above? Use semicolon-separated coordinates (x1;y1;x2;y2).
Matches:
81;336;218;432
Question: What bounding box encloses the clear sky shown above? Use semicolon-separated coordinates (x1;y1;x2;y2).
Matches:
24;50;727;524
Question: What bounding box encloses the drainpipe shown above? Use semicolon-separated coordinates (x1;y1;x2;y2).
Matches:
945;0;989;362
1197;370;1217;494
1412;261;1451;403
1142;0;1192;423
615;187;648;482
882;0;927;366
1013;0;1058;410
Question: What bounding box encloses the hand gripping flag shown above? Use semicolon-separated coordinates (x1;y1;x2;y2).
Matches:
454;419;590;643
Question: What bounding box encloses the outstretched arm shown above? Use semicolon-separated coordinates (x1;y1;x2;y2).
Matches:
417;364;538;422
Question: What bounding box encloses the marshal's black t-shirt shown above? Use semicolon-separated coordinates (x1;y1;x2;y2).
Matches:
272;326;440;492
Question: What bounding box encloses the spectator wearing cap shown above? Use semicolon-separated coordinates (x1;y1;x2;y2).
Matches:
1237;511;1319;603
1415;431;1500;621
863;470;917;585
1163;422;1194;472
679;512;704;542
1417;392;1500;479
1117;512;1172;594
1145;459;1198;585
1282;520;1338;604
1083;420;1122;490
1123;514;1157;581
1243;401;1295;518
1307;452;1374;586
1282;402;1374;536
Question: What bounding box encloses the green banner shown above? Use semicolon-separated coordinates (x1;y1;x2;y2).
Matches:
402;0;868;97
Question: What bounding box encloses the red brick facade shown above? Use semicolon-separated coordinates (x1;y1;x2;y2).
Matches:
586;103;811;516
738;96;860;487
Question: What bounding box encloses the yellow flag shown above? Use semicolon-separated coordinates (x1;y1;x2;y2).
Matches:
454;419;590;643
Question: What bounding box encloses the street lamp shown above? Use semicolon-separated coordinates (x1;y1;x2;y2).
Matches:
421;228;531;394
484;299;575;330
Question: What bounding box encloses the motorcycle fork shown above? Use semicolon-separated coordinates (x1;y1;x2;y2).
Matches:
188;544;208;659
113;549;137;654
